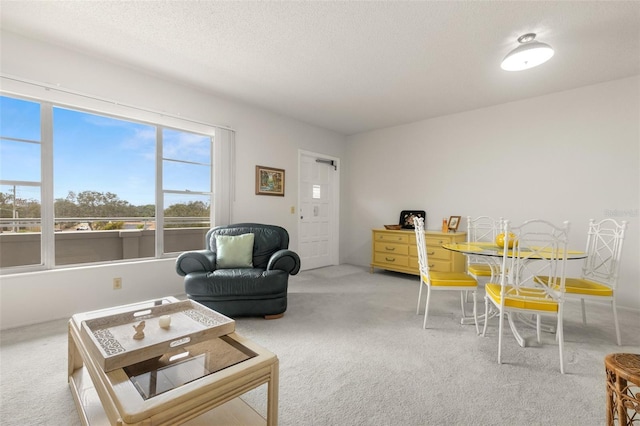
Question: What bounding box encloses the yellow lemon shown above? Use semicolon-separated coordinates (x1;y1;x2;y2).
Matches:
496;232;517;248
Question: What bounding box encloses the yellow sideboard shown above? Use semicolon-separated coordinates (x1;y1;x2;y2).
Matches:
370;228;467;275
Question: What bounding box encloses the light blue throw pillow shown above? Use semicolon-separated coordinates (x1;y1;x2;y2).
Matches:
215;233;255;268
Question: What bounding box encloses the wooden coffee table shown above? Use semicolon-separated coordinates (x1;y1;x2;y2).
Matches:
68;297;278;425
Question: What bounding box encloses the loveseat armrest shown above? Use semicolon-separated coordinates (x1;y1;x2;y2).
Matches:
267;249;301;275
176;250;216;276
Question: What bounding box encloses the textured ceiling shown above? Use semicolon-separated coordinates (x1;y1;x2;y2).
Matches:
1;1;639;135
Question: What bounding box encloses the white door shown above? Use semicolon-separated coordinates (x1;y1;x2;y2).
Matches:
298;150;339;270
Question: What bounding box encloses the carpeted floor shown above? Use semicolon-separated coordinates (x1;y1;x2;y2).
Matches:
1;264;639;425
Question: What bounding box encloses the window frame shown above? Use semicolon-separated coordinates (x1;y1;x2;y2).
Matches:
0;91;231;274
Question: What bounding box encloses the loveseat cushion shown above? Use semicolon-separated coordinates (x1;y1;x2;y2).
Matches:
215;233;254;268
207;224;287;269
184;269;289;299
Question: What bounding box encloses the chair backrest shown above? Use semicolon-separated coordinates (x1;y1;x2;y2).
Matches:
581;218;628;288
206;223;289;269
466;216;501;243
466;215;501;270
413;216;430;282
500;219;570;299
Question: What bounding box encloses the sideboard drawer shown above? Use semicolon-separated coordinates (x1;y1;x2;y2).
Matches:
426;237;449;247
374;242;409;255
375;233;410;244
428;246;452;261
410;256;450;272
374;252;409;268
429;259;452;272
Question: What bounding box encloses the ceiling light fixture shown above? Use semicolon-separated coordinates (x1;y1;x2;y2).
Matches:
501;33;554;71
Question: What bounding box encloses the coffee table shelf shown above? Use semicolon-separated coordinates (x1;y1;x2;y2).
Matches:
69;368;265;425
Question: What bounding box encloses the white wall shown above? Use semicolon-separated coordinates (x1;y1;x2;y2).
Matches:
0;259;185;327
0;31;346;329
343;76;640;310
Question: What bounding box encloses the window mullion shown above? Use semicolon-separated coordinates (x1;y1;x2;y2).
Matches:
155;126;163;258
41;102;54;267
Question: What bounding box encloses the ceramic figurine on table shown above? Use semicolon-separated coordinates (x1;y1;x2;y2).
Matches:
159;315;171;329
133;320;146;340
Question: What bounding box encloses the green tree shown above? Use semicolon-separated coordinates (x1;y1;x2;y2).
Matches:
164;201;209;217
75;191;136;217
0;191;13;218
21;199;41;219
164;201;210;228
0;191;40;218
55;192;80;217
136;204;155;217
0;191;41;231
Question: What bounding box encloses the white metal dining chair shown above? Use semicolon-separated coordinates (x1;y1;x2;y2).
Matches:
466;215;502;282
413;217;479;332
483;219;570;374
535;218;628;345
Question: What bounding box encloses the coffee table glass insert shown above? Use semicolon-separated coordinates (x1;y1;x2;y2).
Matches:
125;335;257;399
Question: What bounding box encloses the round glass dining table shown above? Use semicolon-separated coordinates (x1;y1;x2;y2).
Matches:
442;242;587;347
443;241;587;260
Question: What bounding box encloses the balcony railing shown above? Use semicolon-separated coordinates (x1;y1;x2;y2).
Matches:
0;216;211;231
0;217;210;269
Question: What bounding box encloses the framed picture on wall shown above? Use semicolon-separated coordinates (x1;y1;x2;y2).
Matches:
448;215;461;232
255;165;285;196
399;210;426;229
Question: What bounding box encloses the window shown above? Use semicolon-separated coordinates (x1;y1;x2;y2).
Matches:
53;106;162;265
0;94;224;271
0;96;42;267
161;127;212;254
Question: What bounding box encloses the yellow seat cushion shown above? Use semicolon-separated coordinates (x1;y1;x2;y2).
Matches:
485;283;558;312
468;263;492;276
425;271;477;288
535;276;613;297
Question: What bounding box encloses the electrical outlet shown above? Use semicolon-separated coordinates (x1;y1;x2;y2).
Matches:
113;277;122;290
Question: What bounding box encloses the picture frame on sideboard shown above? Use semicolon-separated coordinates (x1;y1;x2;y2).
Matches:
448;215;461;232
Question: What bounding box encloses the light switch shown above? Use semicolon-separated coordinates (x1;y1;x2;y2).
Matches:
290;206;295;214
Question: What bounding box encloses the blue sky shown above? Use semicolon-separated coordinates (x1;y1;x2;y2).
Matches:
0;96;211;206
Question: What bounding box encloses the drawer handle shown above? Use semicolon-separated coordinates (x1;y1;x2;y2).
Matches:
438;240;444;244
428;251;435;255
429;264;435;268
385;246;396;251
170;336;191;347
385;257;396;262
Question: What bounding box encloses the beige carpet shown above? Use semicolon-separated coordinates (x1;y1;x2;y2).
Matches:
1;264;639;425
